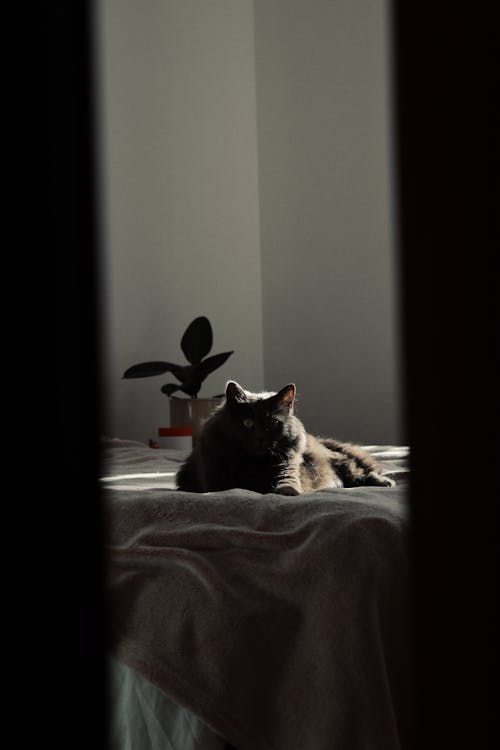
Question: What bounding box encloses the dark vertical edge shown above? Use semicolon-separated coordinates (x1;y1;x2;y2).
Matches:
390;1;498;748
46;1;107;748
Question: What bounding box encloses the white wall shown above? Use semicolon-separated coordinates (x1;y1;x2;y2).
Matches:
254;0;402;443
97;0;402;445
97;0;264;442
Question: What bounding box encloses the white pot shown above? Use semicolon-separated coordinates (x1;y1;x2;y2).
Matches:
168;397;222;444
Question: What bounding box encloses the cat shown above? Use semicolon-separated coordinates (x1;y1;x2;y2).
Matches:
175;381;395;494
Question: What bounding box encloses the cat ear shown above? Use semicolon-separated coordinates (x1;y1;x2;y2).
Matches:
225;381;247;404
275;383;296;411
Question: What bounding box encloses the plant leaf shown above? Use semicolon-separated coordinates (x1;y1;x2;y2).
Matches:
179;380;203;397
181;317;213;364
195;351;234;380
123;362;171;379
162;380;203;397
162;363;191;382
161;383;181;396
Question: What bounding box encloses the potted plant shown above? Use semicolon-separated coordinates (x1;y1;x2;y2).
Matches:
123;316;233;441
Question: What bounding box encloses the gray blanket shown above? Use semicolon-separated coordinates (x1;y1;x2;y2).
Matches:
103;439;414;750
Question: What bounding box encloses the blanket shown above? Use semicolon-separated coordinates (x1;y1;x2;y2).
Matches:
103;439;414;750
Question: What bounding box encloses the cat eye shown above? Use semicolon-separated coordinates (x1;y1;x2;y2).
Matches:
243;418;254;429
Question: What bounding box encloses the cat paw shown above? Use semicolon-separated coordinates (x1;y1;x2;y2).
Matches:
369;473;395;487
274;484;300;496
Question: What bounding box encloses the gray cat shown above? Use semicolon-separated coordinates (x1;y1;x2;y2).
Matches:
176;381;395;494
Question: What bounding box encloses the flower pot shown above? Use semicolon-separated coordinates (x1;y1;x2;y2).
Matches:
169;397;223;444
157;427;193;451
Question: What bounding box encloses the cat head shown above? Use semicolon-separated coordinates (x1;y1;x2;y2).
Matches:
222;381;298;455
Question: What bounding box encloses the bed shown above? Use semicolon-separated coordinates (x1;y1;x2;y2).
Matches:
102;437;414;750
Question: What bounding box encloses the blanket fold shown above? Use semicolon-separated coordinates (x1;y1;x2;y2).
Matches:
104;440;413;750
